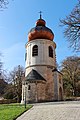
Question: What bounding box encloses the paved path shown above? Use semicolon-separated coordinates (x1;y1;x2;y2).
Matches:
16;101;80;120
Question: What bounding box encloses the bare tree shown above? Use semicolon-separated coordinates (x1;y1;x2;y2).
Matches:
61;56;80;97
0;53;8;97
9;65;25;102
0;0;9;10
0;53;3;75
60;1;80;51
0;53;8;81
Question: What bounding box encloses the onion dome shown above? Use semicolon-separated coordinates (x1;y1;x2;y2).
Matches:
28;14;54;41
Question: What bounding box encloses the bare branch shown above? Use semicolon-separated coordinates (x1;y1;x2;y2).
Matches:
60;1;80;52
0;0;9;10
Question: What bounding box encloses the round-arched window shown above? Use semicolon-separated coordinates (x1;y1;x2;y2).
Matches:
32;45;38;56
49;46;53;58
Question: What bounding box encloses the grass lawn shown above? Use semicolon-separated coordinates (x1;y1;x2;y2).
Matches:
0;103;32;120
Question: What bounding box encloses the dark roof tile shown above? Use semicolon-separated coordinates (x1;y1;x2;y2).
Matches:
26;69;46;82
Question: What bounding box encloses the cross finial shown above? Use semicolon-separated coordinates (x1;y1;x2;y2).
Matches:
39;11;42;19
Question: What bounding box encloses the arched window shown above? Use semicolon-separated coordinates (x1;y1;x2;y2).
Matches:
25;52;27;61
59;87;63;100
49;46;53;58
32;45;38;56
28;85;31;90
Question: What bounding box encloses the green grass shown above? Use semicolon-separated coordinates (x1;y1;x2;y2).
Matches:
0;103;32;120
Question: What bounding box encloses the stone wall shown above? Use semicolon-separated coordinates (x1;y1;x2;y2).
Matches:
25;65;55;102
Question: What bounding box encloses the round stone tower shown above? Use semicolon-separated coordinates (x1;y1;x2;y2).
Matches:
21;14;63;104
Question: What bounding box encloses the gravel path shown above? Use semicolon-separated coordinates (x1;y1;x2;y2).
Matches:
16;101;80;120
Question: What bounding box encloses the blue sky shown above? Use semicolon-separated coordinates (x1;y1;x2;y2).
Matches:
0;0;80;71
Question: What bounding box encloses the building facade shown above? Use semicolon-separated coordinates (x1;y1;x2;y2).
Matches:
21;15;63;103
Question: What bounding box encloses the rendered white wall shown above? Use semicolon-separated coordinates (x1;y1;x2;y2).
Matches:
25;39;56;68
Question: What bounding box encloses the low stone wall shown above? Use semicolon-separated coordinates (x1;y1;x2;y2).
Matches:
0;99;17;104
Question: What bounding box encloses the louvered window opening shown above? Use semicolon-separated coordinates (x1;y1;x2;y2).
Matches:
49;46;53;58
32;45;38;56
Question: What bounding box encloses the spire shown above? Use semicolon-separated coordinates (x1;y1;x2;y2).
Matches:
39;11;42;19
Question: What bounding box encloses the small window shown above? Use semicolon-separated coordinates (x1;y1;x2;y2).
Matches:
49;46;53;58
32;45;38;56
25;52;27;61
28;85;31;90
59;75;62;83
